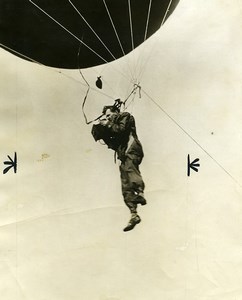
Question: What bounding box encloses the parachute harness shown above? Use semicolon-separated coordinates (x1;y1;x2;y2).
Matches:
80;70;142;125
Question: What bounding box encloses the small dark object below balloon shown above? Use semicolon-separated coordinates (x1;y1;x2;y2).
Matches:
96;76;102;89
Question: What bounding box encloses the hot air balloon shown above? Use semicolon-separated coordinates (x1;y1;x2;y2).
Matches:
0;0;180;69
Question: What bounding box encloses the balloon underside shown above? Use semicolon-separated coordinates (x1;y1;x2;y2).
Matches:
0;0;180;69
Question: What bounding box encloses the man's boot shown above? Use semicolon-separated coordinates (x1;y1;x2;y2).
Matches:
123;214;141;232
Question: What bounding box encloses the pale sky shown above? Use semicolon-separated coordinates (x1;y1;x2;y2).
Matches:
1;1;242;299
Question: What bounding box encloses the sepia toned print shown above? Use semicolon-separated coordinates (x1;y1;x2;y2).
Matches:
1;1;242;299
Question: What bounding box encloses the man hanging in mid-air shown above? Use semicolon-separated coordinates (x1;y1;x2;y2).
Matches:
92;102;146;232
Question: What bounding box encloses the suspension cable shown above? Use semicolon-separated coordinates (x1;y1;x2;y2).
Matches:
68;0;116;60
144;0;153;41
137;0;175;81
102;0;136;81
161;0;174;25
128;0;134;51
142;88;242;188
0;43;115;99
29;0;133;84
102;0;126;57
123;83;141;106
29;0;109;64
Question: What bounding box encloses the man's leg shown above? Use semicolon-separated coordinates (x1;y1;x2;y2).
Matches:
123;156;146;206
122;156;144;189
119;162;141;231
119;162;137;213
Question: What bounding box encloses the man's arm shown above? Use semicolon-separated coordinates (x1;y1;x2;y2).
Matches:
106;112;130;134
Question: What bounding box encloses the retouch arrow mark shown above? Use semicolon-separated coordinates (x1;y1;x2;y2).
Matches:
3;152;17;174
187;154;200;176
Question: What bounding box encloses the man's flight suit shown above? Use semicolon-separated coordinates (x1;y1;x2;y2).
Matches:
106;112;145;214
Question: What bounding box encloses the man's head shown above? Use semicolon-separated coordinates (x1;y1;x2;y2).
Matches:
102;105;120;120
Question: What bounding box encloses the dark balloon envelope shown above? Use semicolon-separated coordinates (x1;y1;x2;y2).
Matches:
0;0;180;69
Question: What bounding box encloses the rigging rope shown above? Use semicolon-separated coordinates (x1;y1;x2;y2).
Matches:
78;68;107;125
137;0;175;82
161;0;174;25
29;0;109;64
123;83;141;106
79;58;141;125
0;43;42;66
144;0;153;41
127;0;142;82
0;43;115;100
102;0;126;57
68;0;136;88
29;0;134;84
142;88;242;188
101;0;136;81
131;0;154;81
68;0;117;60
128;0;134;51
